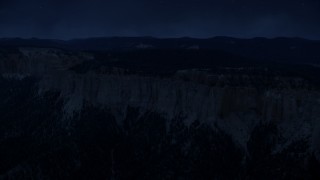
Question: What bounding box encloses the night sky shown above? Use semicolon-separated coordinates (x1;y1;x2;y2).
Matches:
0;0;320;39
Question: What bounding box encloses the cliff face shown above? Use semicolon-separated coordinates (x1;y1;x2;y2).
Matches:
0;47;320;179
40;71;320;150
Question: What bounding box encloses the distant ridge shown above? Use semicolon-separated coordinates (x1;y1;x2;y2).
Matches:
0;36;318;49
1;36;320;64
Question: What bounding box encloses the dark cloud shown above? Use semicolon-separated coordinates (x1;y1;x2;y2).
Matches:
0;0;319;39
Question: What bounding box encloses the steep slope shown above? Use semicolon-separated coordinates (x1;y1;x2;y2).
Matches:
0;47;319;179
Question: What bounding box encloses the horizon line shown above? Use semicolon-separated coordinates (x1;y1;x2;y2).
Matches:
0;35;319;41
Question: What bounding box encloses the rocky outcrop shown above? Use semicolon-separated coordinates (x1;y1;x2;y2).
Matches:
0;47;319;179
